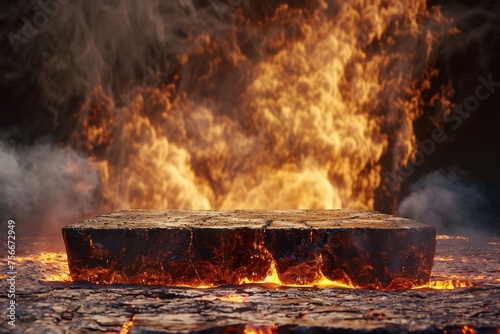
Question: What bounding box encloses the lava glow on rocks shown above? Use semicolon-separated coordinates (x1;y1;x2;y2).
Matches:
31;249;476;290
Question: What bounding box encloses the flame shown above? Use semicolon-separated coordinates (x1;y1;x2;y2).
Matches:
17;252;71;282
12;235;490;290
73;0;455;213
242;324;278;334
13;248;483;290
428;280;475;289
238;260;355;289
413;280;475;290
120;315;135;334
459;326;477;334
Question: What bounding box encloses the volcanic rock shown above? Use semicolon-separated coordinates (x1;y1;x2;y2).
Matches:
63;209;436;289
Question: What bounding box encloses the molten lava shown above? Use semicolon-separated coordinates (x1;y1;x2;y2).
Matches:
17;252;71;282
32;247;476;291
242;324;278;334
26;249;476;290
238;260;355;289
63;209;438;289
120;315;135;334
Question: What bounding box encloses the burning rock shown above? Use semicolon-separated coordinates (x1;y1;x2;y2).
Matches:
63;209;435;289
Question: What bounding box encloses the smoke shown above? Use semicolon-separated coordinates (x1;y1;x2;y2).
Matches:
0;139;98;235
0;0;232;131
0;0;232;234
398;168;495;235
437;1;500;78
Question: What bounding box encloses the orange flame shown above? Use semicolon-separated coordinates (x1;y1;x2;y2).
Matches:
459;325;477;334
243;324;278;334
120;315;136;334
238;260;355;289
73;0;455;213
20;250;479;290
413;280;475;290
18;252;71;282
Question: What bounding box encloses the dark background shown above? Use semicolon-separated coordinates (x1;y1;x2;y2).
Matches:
405;0;500;233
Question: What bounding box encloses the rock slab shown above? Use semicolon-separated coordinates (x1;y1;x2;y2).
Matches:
62;209;436;289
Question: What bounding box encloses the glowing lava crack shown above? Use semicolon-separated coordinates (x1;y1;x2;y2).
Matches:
63;209;436;289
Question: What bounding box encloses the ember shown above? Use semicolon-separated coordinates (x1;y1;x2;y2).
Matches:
120;315;135;334
17;252;71;282
243;324;278;334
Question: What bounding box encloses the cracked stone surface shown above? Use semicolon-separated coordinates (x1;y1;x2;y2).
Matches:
63;210;436;288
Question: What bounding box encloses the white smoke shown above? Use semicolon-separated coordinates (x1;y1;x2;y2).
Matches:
0;140;98;235
398;168;494;234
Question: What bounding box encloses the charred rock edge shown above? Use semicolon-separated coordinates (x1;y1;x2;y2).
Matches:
63;210;436;289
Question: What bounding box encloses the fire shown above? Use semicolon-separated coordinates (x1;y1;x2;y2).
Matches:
427;280;475;289
15;248;479;290
236;261;475;290
238;260;355;289
459;326;477;334
120;315;135;334
17;252;71;282
73;0;455;214
413;280;475;290
242;324;278;334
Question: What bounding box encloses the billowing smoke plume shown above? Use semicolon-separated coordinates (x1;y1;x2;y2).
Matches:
0;0;230;124
0;0;234;234
1;0;499;235
398;169;495;235
0;139;98;235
